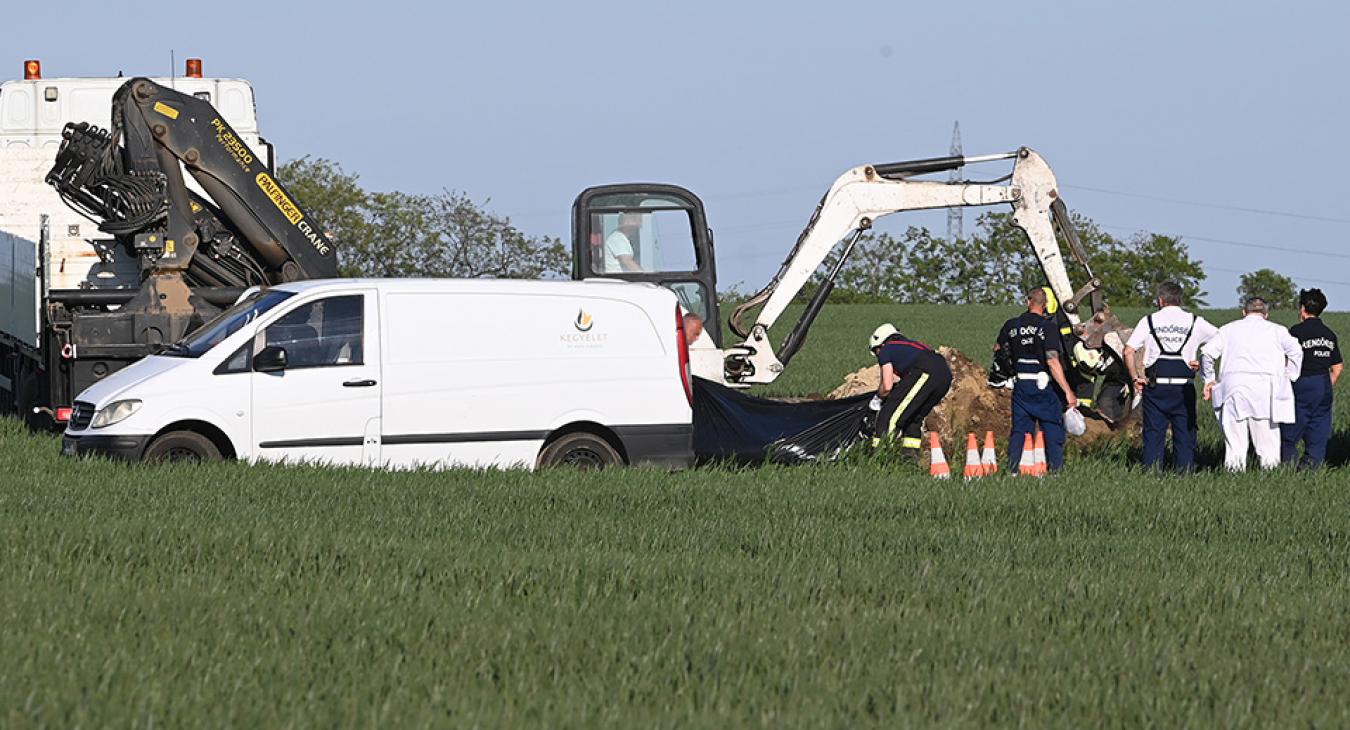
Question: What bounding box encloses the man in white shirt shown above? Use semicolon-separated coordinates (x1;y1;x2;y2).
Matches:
600;212;644;273
1200;297;1303;471
1123;281;1218;471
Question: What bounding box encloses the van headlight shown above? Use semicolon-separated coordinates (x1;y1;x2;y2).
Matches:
91;399;142;429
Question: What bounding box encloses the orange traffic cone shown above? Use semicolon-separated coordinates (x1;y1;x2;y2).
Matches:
1017;433;1035;476
981;431;997;475
962;433;983;479
1032;430;1048;476
929;432;950;479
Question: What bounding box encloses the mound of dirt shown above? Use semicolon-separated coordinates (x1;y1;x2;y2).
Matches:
829;347;1138;453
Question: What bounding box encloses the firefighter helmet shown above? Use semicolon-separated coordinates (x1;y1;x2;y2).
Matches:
869;323;898;350
1042;286;1060;315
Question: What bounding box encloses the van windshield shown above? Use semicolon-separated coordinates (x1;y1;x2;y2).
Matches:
160;289;295;358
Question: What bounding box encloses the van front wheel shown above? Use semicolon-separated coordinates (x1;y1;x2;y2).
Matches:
538;432;623;469
144;431;222;463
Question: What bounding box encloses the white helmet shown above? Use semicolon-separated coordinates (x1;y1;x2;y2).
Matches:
869;323;898;350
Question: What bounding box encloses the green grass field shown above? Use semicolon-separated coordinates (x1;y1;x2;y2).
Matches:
2;304;1348;727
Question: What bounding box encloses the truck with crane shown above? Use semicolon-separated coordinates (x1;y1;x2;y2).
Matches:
0;59;335;427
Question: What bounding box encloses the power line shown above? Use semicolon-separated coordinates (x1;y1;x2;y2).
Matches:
716;218;804;234
1204;265;1350;289
495;177;1350;230
707;178;1350;227
1097;223;1350;260
1064;184;1350;225
710;218;1350;287
500;173;1350;229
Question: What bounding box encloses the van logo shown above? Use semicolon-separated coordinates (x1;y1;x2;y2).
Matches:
574;309;594;332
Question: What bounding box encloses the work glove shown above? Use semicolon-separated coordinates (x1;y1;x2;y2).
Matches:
868;395;883;411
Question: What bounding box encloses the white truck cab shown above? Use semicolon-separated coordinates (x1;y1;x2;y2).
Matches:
61;278;696;469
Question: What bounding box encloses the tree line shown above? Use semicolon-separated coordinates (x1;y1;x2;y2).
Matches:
805;211;1209;307
804;212;1312;309
280;157;568;279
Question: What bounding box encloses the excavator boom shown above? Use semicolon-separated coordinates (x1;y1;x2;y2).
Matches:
723;147;1105;385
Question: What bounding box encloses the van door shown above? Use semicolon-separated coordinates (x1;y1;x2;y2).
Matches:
250;291;381;466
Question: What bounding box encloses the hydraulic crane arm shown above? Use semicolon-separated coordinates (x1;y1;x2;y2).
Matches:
721;147;1102;385
46;77;337;285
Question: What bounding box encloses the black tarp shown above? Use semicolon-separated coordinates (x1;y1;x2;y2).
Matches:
692;378;874;465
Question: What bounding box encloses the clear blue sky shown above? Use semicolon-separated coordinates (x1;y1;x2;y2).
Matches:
21;0;1350;308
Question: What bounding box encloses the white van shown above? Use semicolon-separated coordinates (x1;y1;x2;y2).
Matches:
60;278;695;469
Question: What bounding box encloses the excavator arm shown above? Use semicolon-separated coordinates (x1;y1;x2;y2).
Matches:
722;147;1104;385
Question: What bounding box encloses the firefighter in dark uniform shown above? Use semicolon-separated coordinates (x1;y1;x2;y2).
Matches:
994;287;1079;472
868;323;953;455
1043;287;1098;411
1282;288;1343;469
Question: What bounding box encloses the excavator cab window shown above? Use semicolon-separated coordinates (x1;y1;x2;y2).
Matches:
588;201;697;275
572;184;721;347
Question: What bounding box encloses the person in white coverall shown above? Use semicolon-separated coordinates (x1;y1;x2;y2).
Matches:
1200;297;1303;471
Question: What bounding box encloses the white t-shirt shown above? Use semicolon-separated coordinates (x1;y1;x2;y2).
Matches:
603;230;634;273
1126;306;1218;367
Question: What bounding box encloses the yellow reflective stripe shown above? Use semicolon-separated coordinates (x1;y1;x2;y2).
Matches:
1079;398;1093;406
887;372;930;437
900;437;922;449
1060;327;1072;335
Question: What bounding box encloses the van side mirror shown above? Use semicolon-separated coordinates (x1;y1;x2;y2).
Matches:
253;345;288;373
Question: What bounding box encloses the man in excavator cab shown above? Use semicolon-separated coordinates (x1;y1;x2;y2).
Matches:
596;212;644;273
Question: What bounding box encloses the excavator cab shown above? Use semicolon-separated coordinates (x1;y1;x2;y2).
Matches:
571;184;722;347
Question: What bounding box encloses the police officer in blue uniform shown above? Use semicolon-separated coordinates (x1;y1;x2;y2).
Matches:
995;287;1079;472
869;323;953;455
1122;281;1218;472
1282;288;1343;469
